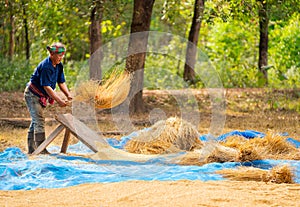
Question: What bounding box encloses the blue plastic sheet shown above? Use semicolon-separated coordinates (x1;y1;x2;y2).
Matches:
1;130;300;190
108;129;300;149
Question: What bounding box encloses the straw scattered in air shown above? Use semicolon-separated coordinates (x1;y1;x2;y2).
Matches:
74;71;131;109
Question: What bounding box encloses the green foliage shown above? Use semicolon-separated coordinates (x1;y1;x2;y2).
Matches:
144;53;187;89
203;19;260;88
63;60;88;90
268;13;300;88
0;0;299;91
0;57;86;92
101;0;132;43
0;58;32;92
28;0;90;61
268;0;300;21
151;0;193;36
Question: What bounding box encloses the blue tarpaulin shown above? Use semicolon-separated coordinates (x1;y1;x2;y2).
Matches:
0;130;299;190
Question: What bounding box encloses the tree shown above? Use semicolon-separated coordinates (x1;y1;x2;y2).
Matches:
183;0;205;84
8;0;15;60
258;0;269;85
257;0;300;86
89;0;104;80
21;0;30;60
125;0;155;114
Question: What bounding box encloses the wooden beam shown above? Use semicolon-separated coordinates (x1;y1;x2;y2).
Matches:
55;113;105;152
32;114;108;155
60;128;71;153
32;124;65;155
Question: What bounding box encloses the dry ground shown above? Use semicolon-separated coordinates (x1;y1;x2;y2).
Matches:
0;88;299;207
1;180;300;207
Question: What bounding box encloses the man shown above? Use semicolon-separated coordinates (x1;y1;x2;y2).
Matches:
24;42;72;154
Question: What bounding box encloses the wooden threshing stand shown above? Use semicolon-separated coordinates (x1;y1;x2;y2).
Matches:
32;113;100;155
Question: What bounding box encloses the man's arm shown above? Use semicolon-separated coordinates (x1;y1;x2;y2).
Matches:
58;82;72;100
43;86;67;107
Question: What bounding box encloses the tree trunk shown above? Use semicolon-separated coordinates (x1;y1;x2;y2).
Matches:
0;16;5;57
89;0;103;80
258;0;269;86
183;0;205;84
125;0;155;114
22;0;30;60
8;2;15;61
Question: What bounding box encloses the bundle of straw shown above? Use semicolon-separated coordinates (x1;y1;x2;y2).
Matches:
237;144;261;162
216;165;294;184
74;71;131;109
125;117;202;154
177;133;300;166
177;144;239;166
205;144;239;163
222;133;299;161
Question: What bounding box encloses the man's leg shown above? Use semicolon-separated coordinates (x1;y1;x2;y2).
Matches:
24;88;49;154
27;128;36;154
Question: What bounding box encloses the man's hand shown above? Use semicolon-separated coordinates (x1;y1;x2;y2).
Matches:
65;99;72;106
57;99;67;107
44;86;67;107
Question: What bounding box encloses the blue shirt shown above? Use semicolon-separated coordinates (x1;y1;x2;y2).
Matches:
29;56;65;96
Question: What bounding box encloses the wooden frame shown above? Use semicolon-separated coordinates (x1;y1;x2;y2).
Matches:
32;113;101;155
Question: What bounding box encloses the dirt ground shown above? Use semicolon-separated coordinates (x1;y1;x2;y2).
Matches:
1;180;300;207
0;88;299;207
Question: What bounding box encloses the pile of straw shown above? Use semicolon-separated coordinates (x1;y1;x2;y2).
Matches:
178;144;239;166
222;133;300;161
125;117;203;154
177;133;300;166
216;165;294;184
205;144;239;163
74;71;131;109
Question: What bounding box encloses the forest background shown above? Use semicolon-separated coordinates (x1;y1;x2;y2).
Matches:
0;0;299;99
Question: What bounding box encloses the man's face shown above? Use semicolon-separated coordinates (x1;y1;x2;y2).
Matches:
51;53;64;65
